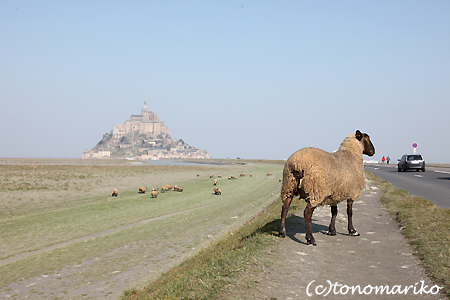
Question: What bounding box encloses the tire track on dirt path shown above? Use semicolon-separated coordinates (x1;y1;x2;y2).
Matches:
0;174;280;267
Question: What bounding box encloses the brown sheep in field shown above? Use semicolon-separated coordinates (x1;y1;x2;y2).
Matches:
213;187;221;195
240;173;245;177
197;173;200;177
177;187;184;192
230;175;236;179
165;184;172;191
279;130;375;246
138;186;147;194
266;173;272;176
210;174;214;178
111;189;119;197
218;175;222;178
214;179;218;185
161;186;169;193
173;185;179;191
151;190;158;198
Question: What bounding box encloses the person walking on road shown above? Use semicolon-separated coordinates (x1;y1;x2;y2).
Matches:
386;156;390;164
382;156;386;163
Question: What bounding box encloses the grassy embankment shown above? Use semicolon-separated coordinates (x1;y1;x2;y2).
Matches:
124;171;450;299
0;159;284;297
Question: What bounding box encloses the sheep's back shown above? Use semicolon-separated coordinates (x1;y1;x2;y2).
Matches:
285;147;365;207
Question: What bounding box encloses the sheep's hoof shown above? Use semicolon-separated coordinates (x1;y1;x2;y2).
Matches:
327;230;337;236
306;238;317;246
349;230;360;236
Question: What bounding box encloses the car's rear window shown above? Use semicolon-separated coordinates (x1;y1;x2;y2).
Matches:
407;155;423;160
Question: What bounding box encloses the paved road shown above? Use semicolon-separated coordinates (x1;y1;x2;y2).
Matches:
364;164;450;209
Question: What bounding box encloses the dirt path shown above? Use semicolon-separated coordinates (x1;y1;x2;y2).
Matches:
226;179;445;299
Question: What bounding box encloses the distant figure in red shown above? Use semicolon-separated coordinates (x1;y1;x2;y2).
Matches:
382;156;386;163
386;156;390;164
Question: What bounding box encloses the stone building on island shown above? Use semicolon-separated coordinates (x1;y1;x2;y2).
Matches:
82;99;210;160
112;99;169;142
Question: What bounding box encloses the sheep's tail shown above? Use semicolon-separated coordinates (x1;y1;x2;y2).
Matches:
279;162;304;237
280;162;304;203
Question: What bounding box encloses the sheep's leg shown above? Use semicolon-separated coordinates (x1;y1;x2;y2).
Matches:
304;203;316;246
327;205;338;236
279;196;292;238
347;201;360;236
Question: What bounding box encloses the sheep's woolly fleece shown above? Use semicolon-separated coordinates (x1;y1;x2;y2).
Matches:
281;133;366;208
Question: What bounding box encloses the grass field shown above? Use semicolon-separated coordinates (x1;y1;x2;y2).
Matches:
0;158;284;299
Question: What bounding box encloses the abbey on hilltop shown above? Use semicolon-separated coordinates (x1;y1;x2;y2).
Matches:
82;99;210;160
112;99;169;142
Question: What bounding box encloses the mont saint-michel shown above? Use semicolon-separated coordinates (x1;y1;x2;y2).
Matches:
82;100;210;160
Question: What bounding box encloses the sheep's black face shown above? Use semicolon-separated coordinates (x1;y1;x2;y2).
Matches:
355;130;375;157
362;134;375;157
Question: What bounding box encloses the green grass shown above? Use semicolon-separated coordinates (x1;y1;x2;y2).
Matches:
0;159;284;293
122;196;303;300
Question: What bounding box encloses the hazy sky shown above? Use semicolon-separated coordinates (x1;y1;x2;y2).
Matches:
1;1;449;162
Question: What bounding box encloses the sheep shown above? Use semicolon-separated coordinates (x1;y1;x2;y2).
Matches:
279;130;375;246
173;185;180;191
197;173;200;177
218;175;222;178
240;173;245;177
210;174;214;178
161;186;169;193
165;184;172;191
152;188;158;191
177;187;184;192
111;189;119;197
229;175;236;180
214;179;218;185
138;186;147;194
151;190;158;198
249;174;252;177
266;173;273;176
213;187;222;195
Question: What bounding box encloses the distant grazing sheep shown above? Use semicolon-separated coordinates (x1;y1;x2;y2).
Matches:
214;179;218;185
165;184;172;191
161;186;169;193
173;185;179;191
240;173;245;177
249;174;252;177
230;175;236;180
210;174;214;178
218;175;222;178
279;130;375;246
266;173;272;176
151;190;158;198
138;186;147;194
197;173;200;177
111;189;119;197
177;187;184;192
213;187;222;195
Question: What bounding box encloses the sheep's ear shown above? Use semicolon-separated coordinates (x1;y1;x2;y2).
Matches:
355;130;363;141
